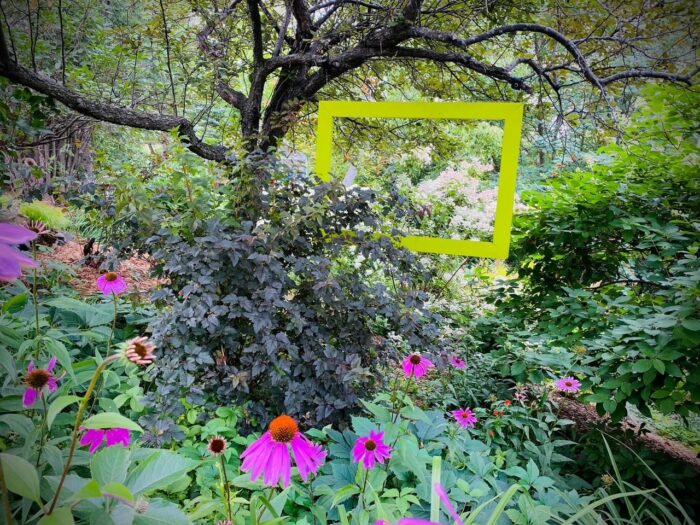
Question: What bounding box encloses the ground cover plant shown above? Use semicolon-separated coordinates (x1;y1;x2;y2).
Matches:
1;0;699;523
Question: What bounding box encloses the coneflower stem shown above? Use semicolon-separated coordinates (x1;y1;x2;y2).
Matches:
32;242;39;340
219;455;233;522
108;292;118;354
360;467;369;512
35;394;48;467
391;376;413;424
48;355;119;514
0;455;14;525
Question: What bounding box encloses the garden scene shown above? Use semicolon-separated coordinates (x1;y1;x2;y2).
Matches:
0;1;698;524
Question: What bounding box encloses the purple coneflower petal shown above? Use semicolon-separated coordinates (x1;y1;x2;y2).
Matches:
0;224;38;244
81;429;106;454
47;356;57;372
106;428;131;448
23;387;38;408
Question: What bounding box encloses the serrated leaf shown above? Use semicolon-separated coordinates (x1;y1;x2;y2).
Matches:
38;507;74;525
102;482;135;503
92;445;130;486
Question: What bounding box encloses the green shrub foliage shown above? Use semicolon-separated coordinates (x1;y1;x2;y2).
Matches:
147;155;446;425
484;86;700;421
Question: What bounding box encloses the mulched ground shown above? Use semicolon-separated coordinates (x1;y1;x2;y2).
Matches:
35;239;166;298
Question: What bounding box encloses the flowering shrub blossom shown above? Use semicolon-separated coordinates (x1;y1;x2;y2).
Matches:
125;336;156;365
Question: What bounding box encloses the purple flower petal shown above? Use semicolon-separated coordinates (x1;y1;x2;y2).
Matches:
105;428;131;448
23;387;38;408
0;224;38;244
80;429;106;454
0;245;38;282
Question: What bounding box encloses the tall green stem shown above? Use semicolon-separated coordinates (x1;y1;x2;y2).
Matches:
108;292;118;354
32;242;39;339
391;376;413;424
360;467;369;512
35;394;48;467
219;455;232;522
0;455;14;525
47;355;118;514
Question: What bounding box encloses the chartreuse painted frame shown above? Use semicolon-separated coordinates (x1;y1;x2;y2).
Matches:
315;101;524;258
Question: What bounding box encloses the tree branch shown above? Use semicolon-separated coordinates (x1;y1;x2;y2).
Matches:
247;0;265;66
0;41;228;161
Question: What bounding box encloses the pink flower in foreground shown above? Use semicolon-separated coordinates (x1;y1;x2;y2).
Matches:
97;272;127;296
452;407;477;429
240;415;326;488
556;376;581;393
402;353;434;378
353;430;392;470
449;356;467;369
374;482;464;525
0;223;38;282
23;357;58;408
80;427;132;454
125;336;156;365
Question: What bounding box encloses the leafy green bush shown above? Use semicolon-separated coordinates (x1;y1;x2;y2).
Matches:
147;156;449;426
485;86;700;421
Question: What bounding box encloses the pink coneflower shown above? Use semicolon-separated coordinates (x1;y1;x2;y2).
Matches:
353;430;392;469
449;356;467;369
514;392;527;403
125;336;156;365
207;435;228;456
240;415;326;488
452;407;477;428
402;353;434;378
97;271;127;296
80;427;132;454
0;223;38;282
23;357;58;408
556;376;581;393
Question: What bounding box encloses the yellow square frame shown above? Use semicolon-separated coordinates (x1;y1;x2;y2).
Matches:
315;101;524;258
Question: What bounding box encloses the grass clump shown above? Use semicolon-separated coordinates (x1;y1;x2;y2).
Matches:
19;200;69;230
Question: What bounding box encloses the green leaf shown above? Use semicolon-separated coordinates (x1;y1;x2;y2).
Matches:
0;452;42;504
47;395;81;429
126;451;198;495
0;413;34;438
331;485;360;507
631;360;653;373
82;412;143;432
133;499;191;525
652;359;665;374
43;338;77;384
260;486;290;521
38;507;75;525
72;479;102;501
102;482;135;503
92;445;130;486
681;318;700;331
2;292;28;313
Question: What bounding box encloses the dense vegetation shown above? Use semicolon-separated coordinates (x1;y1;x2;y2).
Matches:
0;0;699;524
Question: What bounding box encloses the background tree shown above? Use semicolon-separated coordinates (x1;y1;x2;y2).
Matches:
0;0;697;162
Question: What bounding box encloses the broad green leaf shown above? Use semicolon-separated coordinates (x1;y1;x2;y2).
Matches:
126;451;198;495
681;318;700;331
47;395;81;429
43;338;77;384
0;452;41;503
102;482;135;503
133;499;191;525
72;479;102;501
2;292;28;313
92;445;130;486
38;507;75;525
82;412;143;432
0;413;34;438
260;487;290;521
